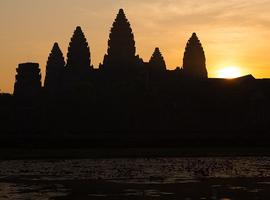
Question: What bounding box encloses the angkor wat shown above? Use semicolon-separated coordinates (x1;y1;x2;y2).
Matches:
1;9;270;149
14;9;208;99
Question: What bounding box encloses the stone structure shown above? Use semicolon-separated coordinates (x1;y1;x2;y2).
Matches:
14;63;42;97
149;48;166;71
14;10;209;97
66;26;91;77
44;43;65;94
101;9;141;71
183;33;208;79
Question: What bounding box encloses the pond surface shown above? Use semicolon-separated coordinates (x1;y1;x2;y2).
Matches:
0;157;270;199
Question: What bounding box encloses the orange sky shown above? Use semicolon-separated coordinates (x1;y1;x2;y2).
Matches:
1;0;270;93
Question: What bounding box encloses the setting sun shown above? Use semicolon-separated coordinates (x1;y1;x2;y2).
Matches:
217;67;242;79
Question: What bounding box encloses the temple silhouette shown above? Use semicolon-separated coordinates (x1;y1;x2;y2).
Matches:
14;9;208;98
1;9;270;149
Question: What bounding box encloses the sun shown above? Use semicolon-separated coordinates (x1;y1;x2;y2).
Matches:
217;66;242;79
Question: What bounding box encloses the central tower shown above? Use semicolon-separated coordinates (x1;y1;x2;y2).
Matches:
101;9;138;71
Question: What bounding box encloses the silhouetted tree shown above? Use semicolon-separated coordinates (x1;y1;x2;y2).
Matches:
102;9;138;71
66;26;91;75
14;63;42;97
44;43;65;94
183;33;208;79
149;48;166;71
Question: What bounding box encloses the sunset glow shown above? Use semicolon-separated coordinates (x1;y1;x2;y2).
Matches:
217;66;242;79
1;0;270;92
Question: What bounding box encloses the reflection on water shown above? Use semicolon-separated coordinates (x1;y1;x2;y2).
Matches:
0;157;270;199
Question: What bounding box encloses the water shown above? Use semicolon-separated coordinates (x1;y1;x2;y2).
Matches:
0;157;270;199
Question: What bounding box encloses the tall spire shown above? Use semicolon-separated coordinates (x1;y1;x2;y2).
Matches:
66;26;91;74
102;9;137;70
44;42;65;93
149;47;166;71
182;33;208;79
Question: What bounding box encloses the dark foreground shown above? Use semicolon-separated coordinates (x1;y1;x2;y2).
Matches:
2;131;270;159
2;147;270;160
1;157;270;200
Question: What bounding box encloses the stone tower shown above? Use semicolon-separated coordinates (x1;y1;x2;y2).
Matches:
14;63;42;97
183;33;208;79
149;47;166;71
44;42;65;94
102;9;138;71
66;26;91;77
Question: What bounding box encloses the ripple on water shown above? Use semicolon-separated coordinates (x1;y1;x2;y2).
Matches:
0;157;269;199
0;157;270;182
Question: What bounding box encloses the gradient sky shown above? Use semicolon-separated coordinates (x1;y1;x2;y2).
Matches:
1;0;270;92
